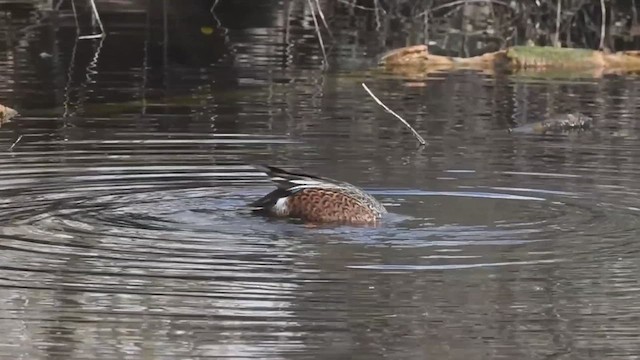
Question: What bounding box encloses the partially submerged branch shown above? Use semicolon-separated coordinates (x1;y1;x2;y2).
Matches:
307;0;328;69
9;135;23;151
314;0;333;39
361;83;427;146
72;0;106;40
599;0;606;50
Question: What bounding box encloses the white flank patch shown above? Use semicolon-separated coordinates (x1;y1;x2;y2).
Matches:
289;183;338;192
273;196;289;215
289;179;322;185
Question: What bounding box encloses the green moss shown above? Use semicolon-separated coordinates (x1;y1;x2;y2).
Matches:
506;46;598;67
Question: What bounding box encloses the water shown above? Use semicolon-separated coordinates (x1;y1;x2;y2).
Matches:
1;2;640;359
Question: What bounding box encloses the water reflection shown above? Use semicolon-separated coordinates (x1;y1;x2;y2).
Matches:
0;1;640;359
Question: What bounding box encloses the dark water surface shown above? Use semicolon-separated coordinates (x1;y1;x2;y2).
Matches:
1;2;640;359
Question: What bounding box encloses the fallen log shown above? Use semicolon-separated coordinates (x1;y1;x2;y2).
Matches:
379;45;640;74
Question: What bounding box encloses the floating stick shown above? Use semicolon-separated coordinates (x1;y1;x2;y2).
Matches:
9;135;23;151
307;0;328;69
362;83;427;146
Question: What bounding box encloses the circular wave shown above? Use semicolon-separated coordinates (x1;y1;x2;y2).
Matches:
1;159;640;276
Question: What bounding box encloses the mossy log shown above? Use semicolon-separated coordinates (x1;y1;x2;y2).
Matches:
379;45;640;74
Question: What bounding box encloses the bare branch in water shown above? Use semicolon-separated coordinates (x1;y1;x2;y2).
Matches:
361;83;427;146
73;0;106;39
307;0;328;69
599;0;606;50
554;0;561;47
373;0;381;31
314;0;333;39
9;135;23;151
336;0;377;11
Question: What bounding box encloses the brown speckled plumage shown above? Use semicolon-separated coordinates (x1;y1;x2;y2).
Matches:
250;165;386;225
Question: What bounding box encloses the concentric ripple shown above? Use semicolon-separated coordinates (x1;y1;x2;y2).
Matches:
3;152;639;278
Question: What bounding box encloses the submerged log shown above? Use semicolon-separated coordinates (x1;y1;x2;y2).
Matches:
378;45;496;69
379;45;640;73
509;113;593;135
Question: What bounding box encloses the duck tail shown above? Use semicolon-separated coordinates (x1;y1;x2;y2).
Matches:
248;187;290;212
253;164;328;190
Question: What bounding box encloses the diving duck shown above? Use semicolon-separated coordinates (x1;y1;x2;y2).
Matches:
250;165;387;225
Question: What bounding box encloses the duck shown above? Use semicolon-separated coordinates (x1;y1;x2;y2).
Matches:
250;165;387;225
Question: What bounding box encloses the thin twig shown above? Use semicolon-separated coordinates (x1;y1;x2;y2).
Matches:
337;0;377;11
423;7;430;43
71;0;80;35
554;0;561;47
417;0;511;17
307;0;328;70
76;0;106;39
9;135;23;151
283;0;291;44
63;32;80;121
373;0;381;31
633;0;638;30
599;0;606;50
313;0;333;39
91;0;105;35
361;83;427;146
